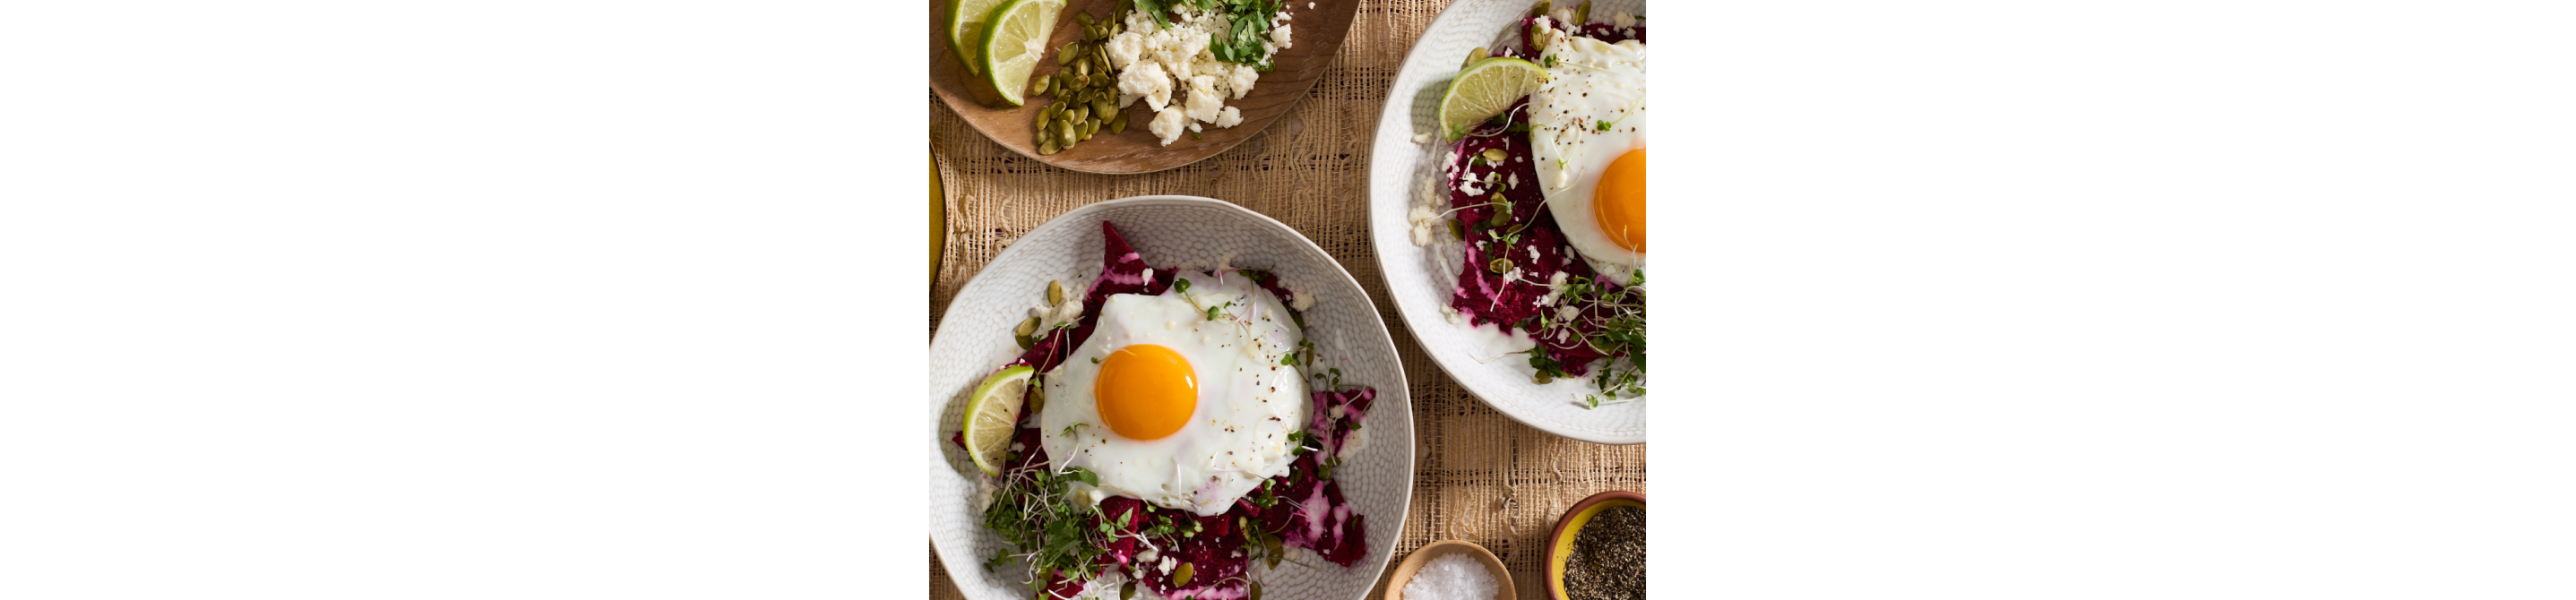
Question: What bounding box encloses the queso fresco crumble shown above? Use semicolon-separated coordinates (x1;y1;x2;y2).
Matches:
1106;2;1296;145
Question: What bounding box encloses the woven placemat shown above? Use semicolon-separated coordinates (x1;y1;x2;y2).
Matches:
930;2;1647;597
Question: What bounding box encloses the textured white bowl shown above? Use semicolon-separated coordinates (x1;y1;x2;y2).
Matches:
928;196;1414;599
1366;0;1650;444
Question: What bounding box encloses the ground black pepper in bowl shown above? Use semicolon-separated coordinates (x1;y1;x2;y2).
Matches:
1562;505;1645;599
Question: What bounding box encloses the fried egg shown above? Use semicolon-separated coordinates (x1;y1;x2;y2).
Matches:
1529;29;1647;287
1039;270;1309;516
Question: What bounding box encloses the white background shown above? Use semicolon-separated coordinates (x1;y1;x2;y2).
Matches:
1672;0;2576;596
1;0;2569;597
3;1;913;596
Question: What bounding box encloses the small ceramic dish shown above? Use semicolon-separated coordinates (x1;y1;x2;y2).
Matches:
1543;490;1646;600
1383;540;1514;600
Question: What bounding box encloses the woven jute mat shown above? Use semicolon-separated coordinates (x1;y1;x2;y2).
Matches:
930;2;1647;597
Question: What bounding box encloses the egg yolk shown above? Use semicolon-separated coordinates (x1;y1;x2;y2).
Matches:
1594;148;1647;253
1092;344;1197;441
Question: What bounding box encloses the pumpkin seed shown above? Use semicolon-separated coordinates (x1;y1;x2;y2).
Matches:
1038;140;1058;155
1072;105;1090;123
1091;99;1115;119
1173;561;1193;587
1046;280;1066;305
1490;257;1513;274
1056;120;1075;144
1447;219;1465;239
1577;0;1592;24
1025;380;1047;414
1075;11;1091;26
1482;148;1509;163
1075;59;1089;78
1529;1;1552;19
1109;111;1127;133
1466;46;1487;68
1015;316;1041;338
1058;47;1078;65
1120;582;1136;600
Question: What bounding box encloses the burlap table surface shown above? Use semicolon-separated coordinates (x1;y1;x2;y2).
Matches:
930;2;1647;597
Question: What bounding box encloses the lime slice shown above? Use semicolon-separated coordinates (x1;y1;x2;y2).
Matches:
1438;56;1549;141
978;0;1066;107
946;0;1011;75
961;364;1038;476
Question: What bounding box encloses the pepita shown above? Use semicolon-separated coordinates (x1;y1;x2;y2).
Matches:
1577;0;1592;24
1057;48;1077;65
1038;141;1059;155
1482;148;1509;163
1490;257;1514;274
1530;1;1552;19
1046;280;1066;305
1071;105;1090;123
1109;111;1127;133
1466;46;1487;68
1173;561;1194;587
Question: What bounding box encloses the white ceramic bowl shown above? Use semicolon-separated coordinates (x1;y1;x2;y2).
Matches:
928;195;1414;599
1366;0;1650;444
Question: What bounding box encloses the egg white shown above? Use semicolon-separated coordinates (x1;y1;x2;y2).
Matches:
1529;33;1648;287
1039;270;1309;516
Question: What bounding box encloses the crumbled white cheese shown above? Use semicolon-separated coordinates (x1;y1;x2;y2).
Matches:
1412;131;1436;144
1184;74;1225;122
1118;61;1171;110
1338;424;1369;459
1288;285;1316;311
1107;4;1287;145
1406;204;1442;246
1150;107;1190;144
1226;64;1261;99
1613;12;1637;29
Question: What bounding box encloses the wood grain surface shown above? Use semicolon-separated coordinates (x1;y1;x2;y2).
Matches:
928;0;1361;174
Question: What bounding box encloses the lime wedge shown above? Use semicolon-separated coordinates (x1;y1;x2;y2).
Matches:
947;0;1011;75
961;364;1037;476
1438;56;1549;141
978;0;1066;107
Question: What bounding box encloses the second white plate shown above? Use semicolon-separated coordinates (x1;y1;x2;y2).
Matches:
1366;0;1648;444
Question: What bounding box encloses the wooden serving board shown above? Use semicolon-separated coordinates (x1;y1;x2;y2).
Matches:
927;0;1359;174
